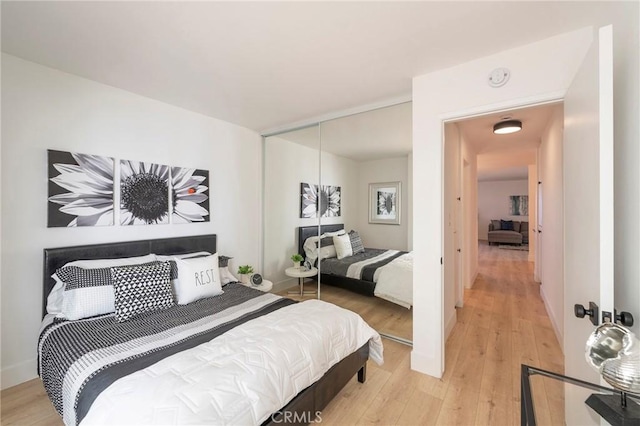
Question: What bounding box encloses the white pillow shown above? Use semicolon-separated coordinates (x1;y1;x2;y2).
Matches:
303;231;344;262
303;236;321;260
333;234;353;260
173;254;223;304
60;254;157;269
47;279;65;315
154;251;211;262
319;245;337;260
219;266;238;285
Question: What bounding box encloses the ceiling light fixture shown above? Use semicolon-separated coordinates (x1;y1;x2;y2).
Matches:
493;119;522;134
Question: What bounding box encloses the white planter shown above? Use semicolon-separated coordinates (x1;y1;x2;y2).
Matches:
240;274;250;284
293;261;301;269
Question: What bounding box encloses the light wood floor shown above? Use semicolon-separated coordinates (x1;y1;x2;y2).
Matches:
1;242;564;425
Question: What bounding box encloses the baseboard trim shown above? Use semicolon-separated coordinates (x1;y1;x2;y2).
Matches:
539;285;564;353
445;309;457;340
467;269;478;289
1;358;37;390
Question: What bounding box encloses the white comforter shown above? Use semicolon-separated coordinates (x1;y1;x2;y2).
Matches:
81;298;383;425
374;252;413;309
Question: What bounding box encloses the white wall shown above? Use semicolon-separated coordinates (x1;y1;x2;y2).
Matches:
1;54;263;388
413;4;639;380
354;156;410;251
263;135;319;288
538;105;564;349
412;26;593;377
321;150;358;231
477;179;529;240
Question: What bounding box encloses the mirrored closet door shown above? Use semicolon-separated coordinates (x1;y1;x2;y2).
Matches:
263;125;321;296
262;103;413;344
317;102;413;343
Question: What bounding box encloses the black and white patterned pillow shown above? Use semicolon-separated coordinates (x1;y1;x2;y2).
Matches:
349;230;365;255
110;261;174;322
55;261;161;320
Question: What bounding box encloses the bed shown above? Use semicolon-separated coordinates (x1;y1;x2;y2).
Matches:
40;234;383;425
298;225;413;308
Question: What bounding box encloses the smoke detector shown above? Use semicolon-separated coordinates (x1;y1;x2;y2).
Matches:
488;68;510;88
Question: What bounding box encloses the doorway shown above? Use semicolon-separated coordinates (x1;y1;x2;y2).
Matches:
442;101;565;349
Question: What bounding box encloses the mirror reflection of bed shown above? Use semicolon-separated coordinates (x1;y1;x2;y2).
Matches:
263;102;413;344
297;224;412;343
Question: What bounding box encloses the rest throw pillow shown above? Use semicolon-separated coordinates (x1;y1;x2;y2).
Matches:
173;254;223;304
348;230;365;255
333;234;353;260
110;261;174;322
500;219;514;231
491;219;502;230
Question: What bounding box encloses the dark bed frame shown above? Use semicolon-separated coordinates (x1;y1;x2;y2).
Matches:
43;234;368;426
298;225;377;296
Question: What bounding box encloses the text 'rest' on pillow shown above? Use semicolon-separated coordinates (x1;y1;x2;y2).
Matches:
173;254;223;304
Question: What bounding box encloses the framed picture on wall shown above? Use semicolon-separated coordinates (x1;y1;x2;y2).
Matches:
369;181;401;225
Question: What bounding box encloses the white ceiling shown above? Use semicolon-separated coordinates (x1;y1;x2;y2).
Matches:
456;103;560;181
1;1;632;132
267;102;411;162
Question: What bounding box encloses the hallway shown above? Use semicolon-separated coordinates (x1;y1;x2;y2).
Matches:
442;241;564;424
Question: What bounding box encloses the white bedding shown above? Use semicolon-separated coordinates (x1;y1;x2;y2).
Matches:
81;299;383;425
374;252;413;309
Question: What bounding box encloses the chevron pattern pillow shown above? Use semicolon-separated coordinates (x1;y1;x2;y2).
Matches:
349;230;365;255
110;261;174;322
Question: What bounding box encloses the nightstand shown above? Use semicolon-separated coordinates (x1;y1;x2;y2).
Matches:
243;279;273;293
285;267;318;296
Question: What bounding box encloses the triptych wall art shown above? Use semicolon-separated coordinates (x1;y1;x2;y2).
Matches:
47;150;210;227
299;182;341;218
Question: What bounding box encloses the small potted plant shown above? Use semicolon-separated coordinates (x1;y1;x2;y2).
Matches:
291;254;304;269
237;265;254;285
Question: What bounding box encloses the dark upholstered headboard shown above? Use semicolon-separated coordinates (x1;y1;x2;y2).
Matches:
297;224;345;258
42;234;216;318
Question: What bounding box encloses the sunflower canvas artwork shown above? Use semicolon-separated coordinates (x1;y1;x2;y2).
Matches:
300;182;341;218
120;160;171;225
171;167;210;223
48;150;115;227
369;181;401;225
